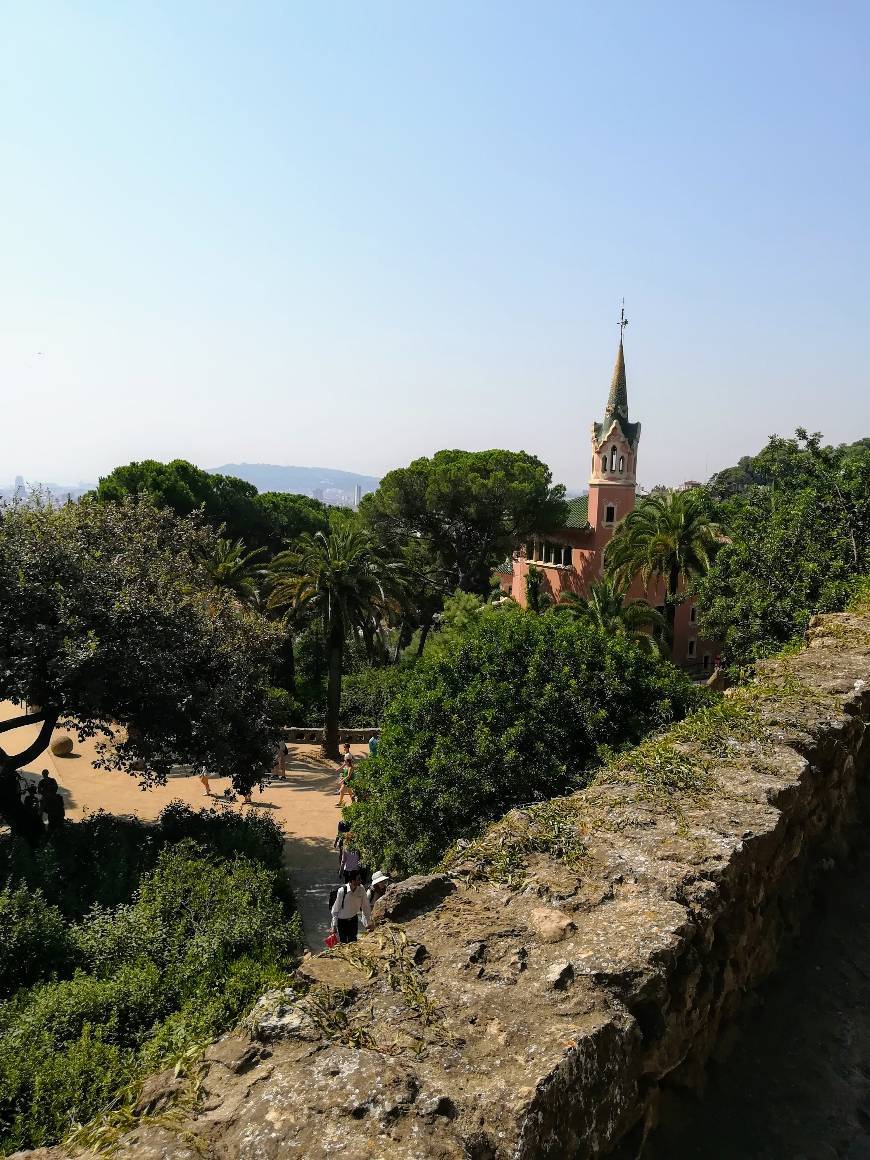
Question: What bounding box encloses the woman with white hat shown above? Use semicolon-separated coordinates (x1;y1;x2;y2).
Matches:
366;870;391;914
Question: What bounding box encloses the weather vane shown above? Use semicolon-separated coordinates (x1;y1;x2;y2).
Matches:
619;298;628;340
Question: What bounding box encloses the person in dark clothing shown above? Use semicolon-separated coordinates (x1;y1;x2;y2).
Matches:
37;768;57;808
43;787;65;834
22;784;41;822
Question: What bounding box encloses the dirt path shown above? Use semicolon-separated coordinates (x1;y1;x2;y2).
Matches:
0;702;360;951
646;839;870;1160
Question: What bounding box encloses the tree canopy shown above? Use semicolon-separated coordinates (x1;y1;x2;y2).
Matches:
0;496;282;808
697;430;870;664
255;491;330;551
360;449;567;594
93;459;270;545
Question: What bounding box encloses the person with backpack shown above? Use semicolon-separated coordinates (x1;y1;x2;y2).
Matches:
329;870;373;943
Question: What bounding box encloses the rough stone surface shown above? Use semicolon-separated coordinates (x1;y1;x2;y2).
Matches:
132;1068;185;1116
49;733;74;757
529;905;576;944
371;872;456;922
18;609;870;1159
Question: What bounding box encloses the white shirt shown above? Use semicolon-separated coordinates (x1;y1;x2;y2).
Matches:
331;883;372;926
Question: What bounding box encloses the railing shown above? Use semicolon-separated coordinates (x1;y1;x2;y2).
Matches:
284;726;380;744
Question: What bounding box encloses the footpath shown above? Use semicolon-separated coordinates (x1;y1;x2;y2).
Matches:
0;702;356;951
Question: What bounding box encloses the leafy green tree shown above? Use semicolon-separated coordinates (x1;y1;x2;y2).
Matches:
707;435;870;501
350;610;699;873
556;576;665;653
0;497;282;833
696;431;870;664
267;528;406;758
93;459;270;545
254;491;330;552
361;449;567;594
604;489;721;643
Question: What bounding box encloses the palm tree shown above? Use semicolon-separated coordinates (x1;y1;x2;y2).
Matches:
603;489;721;646
201;537;265;605
556;576;665;654
267;527;406;758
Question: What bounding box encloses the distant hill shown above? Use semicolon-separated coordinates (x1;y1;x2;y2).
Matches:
210;463;380;504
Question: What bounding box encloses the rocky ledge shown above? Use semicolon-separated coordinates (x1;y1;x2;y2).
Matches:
15;609;870;1160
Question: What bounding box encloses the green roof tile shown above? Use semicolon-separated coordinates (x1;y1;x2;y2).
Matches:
564;496;589;528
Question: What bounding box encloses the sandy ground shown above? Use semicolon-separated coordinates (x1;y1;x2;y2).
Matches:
0;702;363;951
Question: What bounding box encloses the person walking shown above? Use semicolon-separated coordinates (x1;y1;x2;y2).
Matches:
330;870;373;943
367;734;379;757
37;768;57;810
366;870;390;913
339;835;362;883
336;743;356;806
199;772;212;797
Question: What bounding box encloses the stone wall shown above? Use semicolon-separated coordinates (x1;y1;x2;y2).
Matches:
17;608;870;1160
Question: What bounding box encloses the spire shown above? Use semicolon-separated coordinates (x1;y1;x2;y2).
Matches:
591;301;640;449
605;334;628;423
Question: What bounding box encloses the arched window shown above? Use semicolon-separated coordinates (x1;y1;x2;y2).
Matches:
618;455;625;472
601;455;607;473
610;446;617;471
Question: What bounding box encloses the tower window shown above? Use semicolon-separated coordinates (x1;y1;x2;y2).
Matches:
604;504;616;525
687;639;697;659
601;456;607;473
618;455;625;472
610;446;617;471
689;606;697;624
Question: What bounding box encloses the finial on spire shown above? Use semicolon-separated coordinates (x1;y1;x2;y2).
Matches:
619;298;628;344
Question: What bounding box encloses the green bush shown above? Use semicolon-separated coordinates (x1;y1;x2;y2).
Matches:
0;887;74;998
350;610;700;874
0;811;302;1154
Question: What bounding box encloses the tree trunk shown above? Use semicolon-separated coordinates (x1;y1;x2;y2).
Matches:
277;632;296;695
0;706;59;840
416;618;432;657
666;565;681;657
323;619;344;761
0;706;59;770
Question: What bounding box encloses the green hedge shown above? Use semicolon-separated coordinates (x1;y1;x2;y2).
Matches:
350;610;701;874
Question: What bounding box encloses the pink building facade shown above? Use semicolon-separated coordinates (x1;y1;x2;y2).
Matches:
509;335;715;673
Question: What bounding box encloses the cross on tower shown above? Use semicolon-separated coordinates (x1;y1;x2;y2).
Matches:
619;299;628;341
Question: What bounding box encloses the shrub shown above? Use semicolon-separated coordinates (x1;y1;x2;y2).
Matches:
350;610;699;874
340;664;411;726
0;887;73;999
0;811;302;1154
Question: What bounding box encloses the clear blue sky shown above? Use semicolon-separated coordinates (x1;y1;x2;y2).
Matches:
2;1;868;490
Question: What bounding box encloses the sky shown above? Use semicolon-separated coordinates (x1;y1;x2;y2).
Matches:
2;2;869;492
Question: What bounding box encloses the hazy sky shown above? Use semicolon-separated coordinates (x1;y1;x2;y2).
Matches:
3;2;869;492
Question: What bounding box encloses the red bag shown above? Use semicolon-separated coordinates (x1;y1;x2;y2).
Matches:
325;931;338;949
